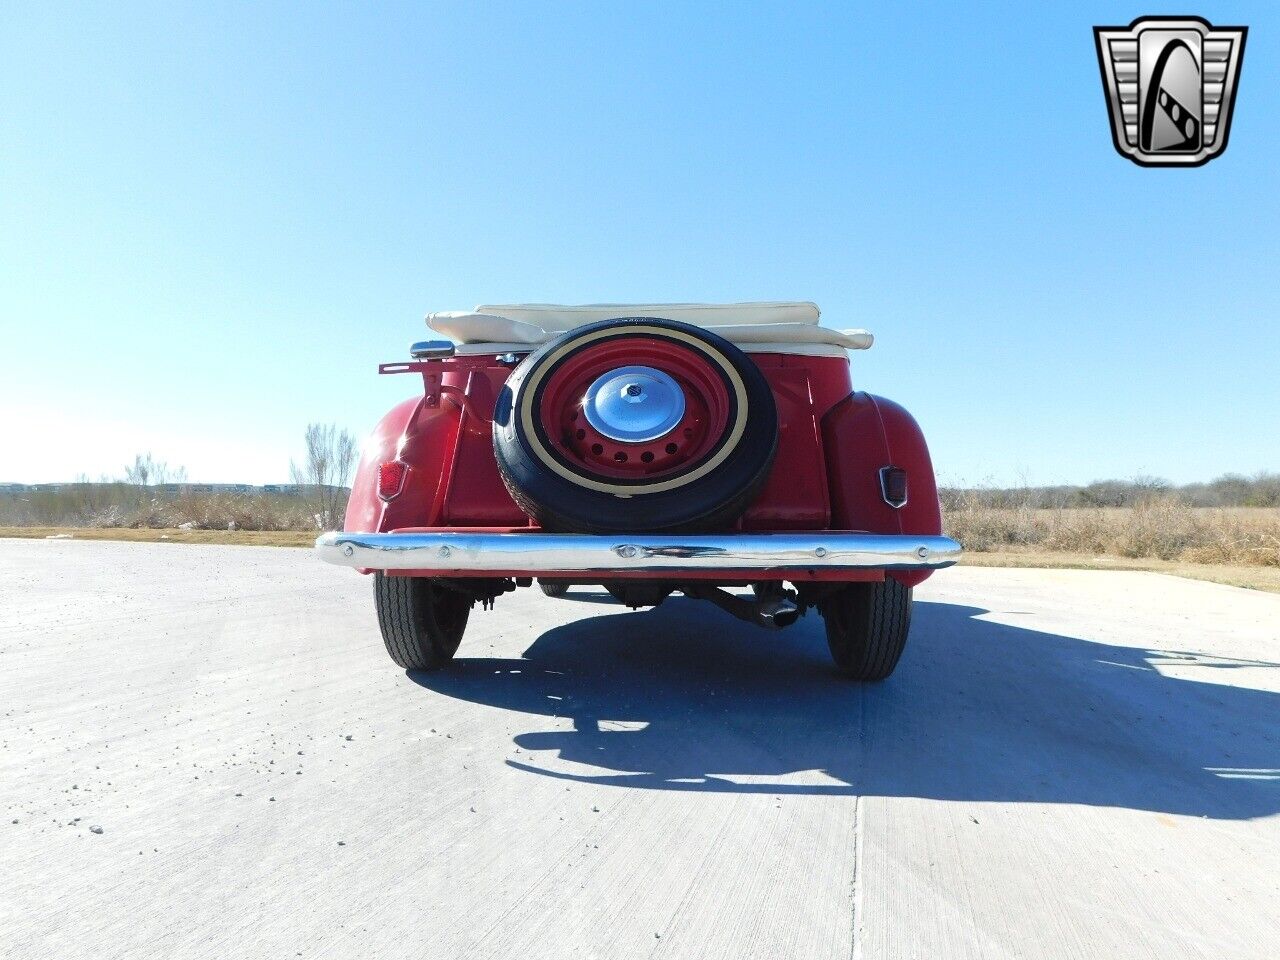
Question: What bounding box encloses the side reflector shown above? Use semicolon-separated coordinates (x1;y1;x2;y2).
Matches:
378;461;408;501
879;466;908;508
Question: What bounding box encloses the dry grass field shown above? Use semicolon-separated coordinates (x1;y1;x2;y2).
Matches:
942;500;1280;591
959;549;1280;593
943;499;1280;567
0;488;319;531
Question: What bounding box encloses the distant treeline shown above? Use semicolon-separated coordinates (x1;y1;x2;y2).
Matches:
0;482;350;530
0;482;309;494
940;472;1280;510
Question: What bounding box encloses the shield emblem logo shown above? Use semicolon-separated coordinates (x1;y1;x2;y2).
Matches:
1094;17;1247;166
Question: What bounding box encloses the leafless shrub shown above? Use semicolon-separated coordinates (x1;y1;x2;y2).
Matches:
0;481;138;527
158;492;315;531
289;423;357;529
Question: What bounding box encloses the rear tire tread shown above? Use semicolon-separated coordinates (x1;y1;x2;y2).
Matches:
373;573;469;670
821;578;912;681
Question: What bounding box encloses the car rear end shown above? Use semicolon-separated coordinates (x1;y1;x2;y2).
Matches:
318;303;960;679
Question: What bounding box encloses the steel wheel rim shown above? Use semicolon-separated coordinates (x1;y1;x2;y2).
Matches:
535;334;735;482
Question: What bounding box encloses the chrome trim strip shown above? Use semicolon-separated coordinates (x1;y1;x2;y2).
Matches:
315;531;962;572
410;340;455;359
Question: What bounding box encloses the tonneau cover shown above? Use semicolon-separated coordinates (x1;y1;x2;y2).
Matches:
426;302;872;357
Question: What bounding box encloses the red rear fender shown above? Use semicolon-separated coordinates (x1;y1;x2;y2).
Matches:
821;392;942;586
343;396;461;533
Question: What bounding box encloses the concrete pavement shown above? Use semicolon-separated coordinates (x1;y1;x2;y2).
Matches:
1;539;1278;959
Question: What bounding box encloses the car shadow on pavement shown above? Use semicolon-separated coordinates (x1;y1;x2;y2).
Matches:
409;598;1280;819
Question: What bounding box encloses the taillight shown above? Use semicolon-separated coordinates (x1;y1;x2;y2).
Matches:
879;466;908;508
378;461;408;501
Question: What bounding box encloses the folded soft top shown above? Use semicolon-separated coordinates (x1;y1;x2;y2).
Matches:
426;302;872;357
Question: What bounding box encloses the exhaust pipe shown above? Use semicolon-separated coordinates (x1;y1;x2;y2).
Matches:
681;586;800;630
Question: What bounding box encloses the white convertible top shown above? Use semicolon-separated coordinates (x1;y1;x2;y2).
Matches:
426;302;873;357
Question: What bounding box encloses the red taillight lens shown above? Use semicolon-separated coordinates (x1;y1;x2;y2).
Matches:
880;466;908;508
378;461;408;501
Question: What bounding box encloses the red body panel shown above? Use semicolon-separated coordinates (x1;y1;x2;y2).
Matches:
740;357;833;529
345;351;942;584
344;358;527;535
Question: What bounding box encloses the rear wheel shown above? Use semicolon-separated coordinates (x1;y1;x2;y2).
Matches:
819;578;912;681
373;573;471;670
538;581;569;598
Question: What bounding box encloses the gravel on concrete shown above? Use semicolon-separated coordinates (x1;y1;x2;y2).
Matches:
1;539;1277;959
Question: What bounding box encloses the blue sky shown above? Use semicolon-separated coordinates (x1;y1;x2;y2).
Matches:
2;2;1277;485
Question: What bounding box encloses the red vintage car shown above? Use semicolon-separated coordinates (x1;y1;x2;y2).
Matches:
317;302;960;680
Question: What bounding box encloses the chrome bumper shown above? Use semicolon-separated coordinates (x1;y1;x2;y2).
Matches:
315;530;962;574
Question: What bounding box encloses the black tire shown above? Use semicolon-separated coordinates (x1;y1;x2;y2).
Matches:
493;318;778;533
539;581;570;598
819;578;913;681
373;573;471;670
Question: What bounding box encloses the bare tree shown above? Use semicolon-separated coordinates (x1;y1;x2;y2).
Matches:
290;423;357;528
123;452;186;489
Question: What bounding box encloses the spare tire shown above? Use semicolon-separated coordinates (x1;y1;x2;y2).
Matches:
493;318;778;533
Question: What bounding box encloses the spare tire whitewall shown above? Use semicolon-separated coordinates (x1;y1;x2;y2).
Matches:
493;318;779;533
